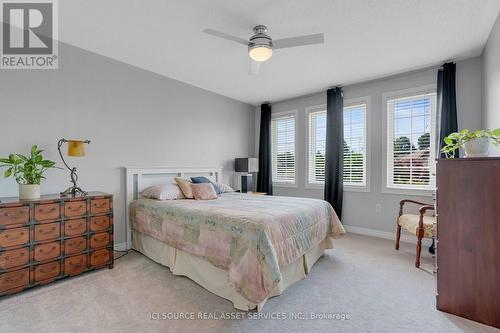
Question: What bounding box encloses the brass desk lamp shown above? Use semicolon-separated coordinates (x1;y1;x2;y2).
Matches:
57;139;90;196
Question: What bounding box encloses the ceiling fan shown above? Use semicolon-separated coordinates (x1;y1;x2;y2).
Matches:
203;25;324;74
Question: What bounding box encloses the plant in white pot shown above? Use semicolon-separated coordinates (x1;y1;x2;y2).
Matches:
0;145;59;200
442;128;500;158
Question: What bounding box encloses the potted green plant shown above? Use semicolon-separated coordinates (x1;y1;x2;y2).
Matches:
442;129;500;158
0;145;59;200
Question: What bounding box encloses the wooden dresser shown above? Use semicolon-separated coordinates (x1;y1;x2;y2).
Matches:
436;158;500;328
0;192;113;296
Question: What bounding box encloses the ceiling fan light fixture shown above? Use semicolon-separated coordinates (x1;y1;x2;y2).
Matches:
248;45;273;62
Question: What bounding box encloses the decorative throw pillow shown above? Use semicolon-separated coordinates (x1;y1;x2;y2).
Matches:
192;183;218;200
174;177;194;199
214;182;234;193
141;183;185;200
190;176;221;194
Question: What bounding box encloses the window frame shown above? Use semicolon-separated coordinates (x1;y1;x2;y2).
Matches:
304;96;371;192
381;85;437;196
271;109;298;188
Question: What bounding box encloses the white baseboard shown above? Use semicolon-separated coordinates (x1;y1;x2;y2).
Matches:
343;225;433;246
114;242;129;251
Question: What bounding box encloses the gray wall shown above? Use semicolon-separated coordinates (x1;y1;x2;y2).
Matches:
0;43;254;247
254;57;483;235
482;12;500;156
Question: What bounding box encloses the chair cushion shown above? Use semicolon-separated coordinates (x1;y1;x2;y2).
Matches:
398;214;436;238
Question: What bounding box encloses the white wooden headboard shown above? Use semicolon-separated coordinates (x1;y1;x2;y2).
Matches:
124;167;222;249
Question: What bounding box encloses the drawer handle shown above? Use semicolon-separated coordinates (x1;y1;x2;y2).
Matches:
2;252;25;260
3;213;20;218
3;274;25;283
4;232;25;240
69;260;84;266
68;205;84;210
39;246;57;253
39;227;57;234
39;207;57;212
38;267;56;274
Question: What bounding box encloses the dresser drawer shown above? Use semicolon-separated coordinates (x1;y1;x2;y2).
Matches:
90;249;110;267
0;268;29;292
89;216;110;232
34;262;60;282
90;232;110;249
34;203;60;221
91;198;110;215
64;254;87;276
0;248;29;270
34;223;60;242
0;228;29;248
64;219;86;237
64;236;86;255
0;206;29;228
64;201;87;218
34;242;60;262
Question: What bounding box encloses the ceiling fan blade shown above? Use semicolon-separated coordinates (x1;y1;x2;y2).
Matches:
202;28;248;45
273;33;324;49
249;59;261;75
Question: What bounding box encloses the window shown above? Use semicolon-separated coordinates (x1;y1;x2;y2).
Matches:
386;91;436;190
271;112;296;184
343;103;367;186
307;109;327;184
307;101;367;187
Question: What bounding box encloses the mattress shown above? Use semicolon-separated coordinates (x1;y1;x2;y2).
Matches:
130;193;345;307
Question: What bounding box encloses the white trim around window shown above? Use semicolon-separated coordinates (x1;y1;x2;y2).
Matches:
305;104;327;190
344;96;371;192
271;109;298;188
304;96;371;192
381;85;437;197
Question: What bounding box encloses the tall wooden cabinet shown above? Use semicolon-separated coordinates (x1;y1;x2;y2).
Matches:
436;158;500;328
0;192;113;296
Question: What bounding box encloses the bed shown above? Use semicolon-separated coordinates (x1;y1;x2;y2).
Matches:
125;167;345;311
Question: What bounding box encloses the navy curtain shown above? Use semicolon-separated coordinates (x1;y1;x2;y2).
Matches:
437;62;458;158
324;88;343;219
256;103;273;195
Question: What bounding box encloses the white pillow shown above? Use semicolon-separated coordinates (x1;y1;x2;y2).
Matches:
214;182;234;193
141;183;185;200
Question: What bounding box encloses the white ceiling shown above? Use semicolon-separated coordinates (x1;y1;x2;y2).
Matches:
59;1;500;105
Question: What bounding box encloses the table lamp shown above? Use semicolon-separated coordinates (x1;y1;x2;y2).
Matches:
57;138;91;196
235;158;259;193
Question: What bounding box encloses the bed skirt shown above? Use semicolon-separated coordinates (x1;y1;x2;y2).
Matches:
132;230;333;311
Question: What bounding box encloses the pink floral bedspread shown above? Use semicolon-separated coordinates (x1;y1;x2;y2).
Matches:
130;193;345;304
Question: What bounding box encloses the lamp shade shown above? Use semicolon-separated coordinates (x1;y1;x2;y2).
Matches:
235;158;259;173
248;45;272;62
67;141;86;157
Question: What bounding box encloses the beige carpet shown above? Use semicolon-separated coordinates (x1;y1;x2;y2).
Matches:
0;233;498;333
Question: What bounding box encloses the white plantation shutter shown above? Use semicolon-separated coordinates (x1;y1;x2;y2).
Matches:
307;104;367;186
343;104;367;186
308;110;327;183
387;91;437;189
272;114;296;183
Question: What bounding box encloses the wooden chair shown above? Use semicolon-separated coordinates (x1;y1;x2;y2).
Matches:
395;200;436;268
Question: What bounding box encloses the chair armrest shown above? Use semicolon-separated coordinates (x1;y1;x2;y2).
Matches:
417;205;435;237
399;199;433;216
418;205;435;215
400;199;432;207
